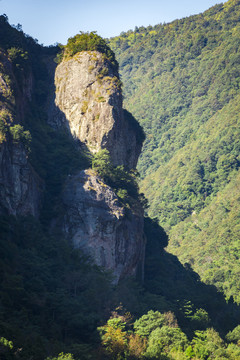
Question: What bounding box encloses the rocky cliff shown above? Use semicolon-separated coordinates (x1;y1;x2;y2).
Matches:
48;44;146;282
0;29;146;282
62;170;145;282
0;140;42;217
0;49;42;217
51;51;144;169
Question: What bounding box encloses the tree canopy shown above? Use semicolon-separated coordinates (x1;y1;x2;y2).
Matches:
61;31;118;69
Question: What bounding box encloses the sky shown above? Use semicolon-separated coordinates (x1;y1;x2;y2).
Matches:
1;0;224;46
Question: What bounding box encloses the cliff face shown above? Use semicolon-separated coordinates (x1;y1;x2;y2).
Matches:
0;140;42;216
62;170;145;282
52;51;143;169
49;49;146;281
0;50;42;217
0;38;146;281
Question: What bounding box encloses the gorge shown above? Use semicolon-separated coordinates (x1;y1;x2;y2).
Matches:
1;2;240;358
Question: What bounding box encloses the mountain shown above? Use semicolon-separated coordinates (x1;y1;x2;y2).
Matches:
0;22;146;282
50;41;146;282
1;5;240;360
108;0;240;303
0;18;147;358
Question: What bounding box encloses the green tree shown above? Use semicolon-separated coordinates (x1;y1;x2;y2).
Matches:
92;148;112;179
226;325;240;344
9;124;31;151
63;31;118;69
145;326;188;359
46;353;75;360
98;317;128;360
134;310;172;338
191;328;227;359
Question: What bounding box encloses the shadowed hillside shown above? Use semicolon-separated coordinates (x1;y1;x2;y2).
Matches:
109;0;240;303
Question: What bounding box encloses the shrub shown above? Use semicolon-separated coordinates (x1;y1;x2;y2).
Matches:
91;149;140;206
63;32;118;70
9;124;31;151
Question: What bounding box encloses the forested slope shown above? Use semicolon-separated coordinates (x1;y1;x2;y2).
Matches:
109;0;240;302
2;4;240;359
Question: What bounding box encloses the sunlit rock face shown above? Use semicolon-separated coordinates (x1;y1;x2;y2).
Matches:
51;50;146;282
53;51;143;169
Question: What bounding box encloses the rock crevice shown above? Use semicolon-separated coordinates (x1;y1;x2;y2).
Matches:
51;50;146;281
52;51;144;169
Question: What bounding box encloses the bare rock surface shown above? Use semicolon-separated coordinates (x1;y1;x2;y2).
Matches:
0;140;42;217
62;169;145;282
52;51;143;169
0;50;42;217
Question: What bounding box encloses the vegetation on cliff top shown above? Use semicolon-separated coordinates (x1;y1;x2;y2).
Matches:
56;31;118;70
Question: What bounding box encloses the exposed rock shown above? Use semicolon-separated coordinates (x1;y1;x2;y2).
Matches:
62;169;145;283
0;49;42;217
52;50;146;281
0;140;42;217
52;51;144;169
0;36;146;281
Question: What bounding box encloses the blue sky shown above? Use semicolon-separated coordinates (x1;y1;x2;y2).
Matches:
1;0;224;46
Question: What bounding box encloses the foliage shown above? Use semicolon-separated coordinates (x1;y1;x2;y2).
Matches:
98;311;147;359
226;324;240;344
98;310;240;360
123;109;146;146
46;353;75;360
134;311;169;337
0;337;13;350
168;169;240;303
92;148;112;178
7;47;30;82
0;337;16;360
62;31;118;69
143;217;240;338
92;149;140;205
98;319;128;359
9;124;31;150
0;117;9;143
191;328;227;359
109;0;240;302
0;215;113;360
1;5;240;360
0;116;31;152
145;326;188;358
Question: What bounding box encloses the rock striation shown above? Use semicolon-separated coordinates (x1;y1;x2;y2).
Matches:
0;49;42;217
0;140;42;217
50;48;146;282
0;40;146;281
62;169;145;283
52;51;144;169
51;49;146;281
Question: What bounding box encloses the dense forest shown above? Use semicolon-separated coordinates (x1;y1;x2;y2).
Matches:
109;0;240;304
1;0;240;359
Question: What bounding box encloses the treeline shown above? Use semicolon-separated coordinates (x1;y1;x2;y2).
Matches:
55;31;118;70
